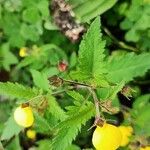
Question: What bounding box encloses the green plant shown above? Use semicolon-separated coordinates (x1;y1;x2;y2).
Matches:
0;0;150;150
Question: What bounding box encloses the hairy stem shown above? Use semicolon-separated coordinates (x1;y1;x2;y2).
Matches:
88;88;100;118
62;78;94;88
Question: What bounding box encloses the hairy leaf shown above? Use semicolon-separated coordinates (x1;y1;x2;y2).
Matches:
106;53;150;83
66;91;91;115
47;94;67;121
79;17;106;76
0;82;39;100
97;81;124;100
1;116;23;140
34;112;52;133
67;91;84;102
71;17;106;82
50;102;94;150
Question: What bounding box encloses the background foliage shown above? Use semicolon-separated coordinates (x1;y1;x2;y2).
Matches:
0;0;150;150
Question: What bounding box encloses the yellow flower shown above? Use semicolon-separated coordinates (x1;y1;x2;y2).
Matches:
92;123;122;150
19;47;28;57
26;129;36;139
118;126;133;146
140;146;150;150
14;105;34;127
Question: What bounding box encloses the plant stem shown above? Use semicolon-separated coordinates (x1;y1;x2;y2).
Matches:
62;78;94;88
17;95;43;105
103;26;138;52
98;101;112;113
52;87;74;95
88;88;100;118
88;88;104;127
61;77;103;125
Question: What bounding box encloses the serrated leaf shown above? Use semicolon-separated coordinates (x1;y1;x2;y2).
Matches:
0;82;39;100
66;91;91;115
67;91;84;102
88;75;109;87
1;116;23;140
50;102;94;150
109;81;124;100
72;17;106;82
79;17;106;76
106;53;150;83
97;82;124;100
47;94;67;121
34;112;52;133
66;144;80;150
30;69;50;92
68;0;117;22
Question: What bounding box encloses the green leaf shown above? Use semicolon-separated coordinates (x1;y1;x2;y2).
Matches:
44;20;58;30
5;136;22;150
69;52;77;68
120;1;150;51
96;81;124;109
66;91;90;115
22;0;38;7
65;144;80;150
132;94;150;136
106;53;150;83
0;82;39;100
47;95;67;121
1;13;25;47
50;102;94;150
17;56;36;69
9;33;25;48
133;94;150;110
79;17;106;76
22;7;41;24
37;140;52;150
30;69;50;92
40;44;68;61
72;17;106;82
109;81;124;100
1;116;23;140
37;0;49;18
67;91;84;102
34;112;52;133
20;23;39;41
68;0;117;22
134;104;150;136
0;43;18;71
